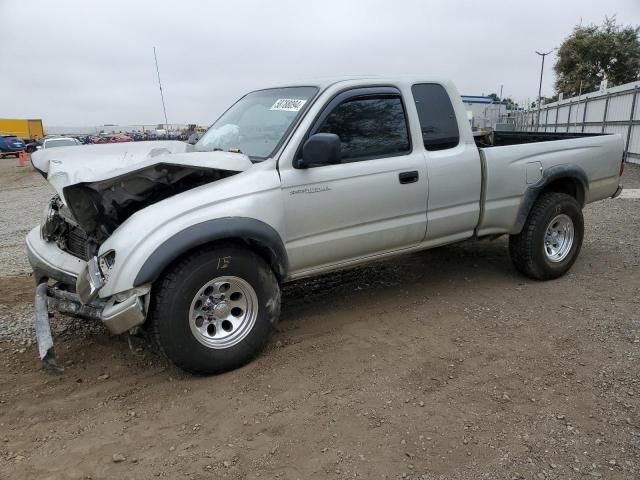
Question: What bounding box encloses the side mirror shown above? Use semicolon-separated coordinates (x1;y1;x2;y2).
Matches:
298;133;341;168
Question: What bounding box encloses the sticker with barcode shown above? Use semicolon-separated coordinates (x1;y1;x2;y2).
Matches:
270;98;307;112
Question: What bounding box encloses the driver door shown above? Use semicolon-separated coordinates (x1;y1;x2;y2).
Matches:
280;87;428;275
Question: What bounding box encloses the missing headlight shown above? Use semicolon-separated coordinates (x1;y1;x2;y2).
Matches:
63;185;104;235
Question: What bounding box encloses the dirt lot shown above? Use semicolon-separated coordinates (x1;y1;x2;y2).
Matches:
1;157;639;480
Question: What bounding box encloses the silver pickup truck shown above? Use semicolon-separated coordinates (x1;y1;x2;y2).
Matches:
27;76;625;373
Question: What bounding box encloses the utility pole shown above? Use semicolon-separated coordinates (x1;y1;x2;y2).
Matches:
499;84;504;126
153;47;169;129
535;50;554;130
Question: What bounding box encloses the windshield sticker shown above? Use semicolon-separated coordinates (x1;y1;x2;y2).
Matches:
270;98;307;112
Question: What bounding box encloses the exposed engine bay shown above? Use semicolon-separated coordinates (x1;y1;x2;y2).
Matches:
42;163;240;260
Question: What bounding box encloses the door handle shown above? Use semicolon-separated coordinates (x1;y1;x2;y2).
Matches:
399;171;419;184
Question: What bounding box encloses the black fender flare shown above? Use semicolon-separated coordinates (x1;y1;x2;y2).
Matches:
512;164;589;234
133;217;288;287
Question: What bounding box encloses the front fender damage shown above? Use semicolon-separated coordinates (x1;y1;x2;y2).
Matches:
61;163;242;253
42;162;243;261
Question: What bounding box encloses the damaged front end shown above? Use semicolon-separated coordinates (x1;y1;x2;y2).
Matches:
33;277;149;372
30;154;248;371
45;163;238;260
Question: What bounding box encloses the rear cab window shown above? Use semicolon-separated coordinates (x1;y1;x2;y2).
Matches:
411;83;460;151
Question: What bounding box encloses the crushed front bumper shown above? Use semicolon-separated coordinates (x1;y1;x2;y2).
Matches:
26;227;147;371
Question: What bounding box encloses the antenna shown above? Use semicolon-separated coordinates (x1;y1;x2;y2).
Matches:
153;47;169;127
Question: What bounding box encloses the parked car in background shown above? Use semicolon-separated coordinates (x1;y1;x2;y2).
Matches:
25;140;41;153
89;134;132;144
40;137;81;150
0;134;26;157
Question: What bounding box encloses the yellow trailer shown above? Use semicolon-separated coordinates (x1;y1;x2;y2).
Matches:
0;118;45;140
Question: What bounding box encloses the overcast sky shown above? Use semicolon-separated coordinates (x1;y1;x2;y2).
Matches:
1;0;639;127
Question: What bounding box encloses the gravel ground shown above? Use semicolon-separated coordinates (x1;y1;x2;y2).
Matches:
0;159;103;345
0;158;53;276
0;156;639;480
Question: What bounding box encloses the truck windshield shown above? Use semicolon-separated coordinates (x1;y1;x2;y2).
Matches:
195;86;317;160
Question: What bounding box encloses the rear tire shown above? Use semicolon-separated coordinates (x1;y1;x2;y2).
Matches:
509;192;584;280
149;245;281;374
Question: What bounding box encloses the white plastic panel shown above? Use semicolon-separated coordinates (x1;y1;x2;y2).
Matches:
557;105;570;124
585;98;606;122
573;102;586;123
629;125;640;154
604;124;628;140
545;109;553;130
606;93;633;121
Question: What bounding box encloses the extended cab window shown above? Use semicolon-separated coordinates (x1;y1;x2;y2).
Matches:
412;84;459;151
317;96;410;162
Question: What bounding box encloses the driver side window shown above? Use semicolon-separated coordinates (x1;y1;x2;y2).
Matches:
316;95;410;162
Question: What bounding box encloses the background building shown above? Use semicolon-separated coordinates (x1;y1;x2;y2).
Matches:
461;95;510;131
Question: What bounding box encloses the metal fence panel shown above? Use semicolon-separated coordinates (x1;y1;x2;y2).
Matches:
630;125;640;155
605;124;629;139
521;81;640;163
557;105;570;124
573;102;585;124
586;98;607;122
607;94;633;121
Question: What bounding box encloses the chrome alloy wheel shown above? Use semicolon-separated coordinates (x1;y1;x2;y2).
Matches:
543;214;575;263
188;276;258;349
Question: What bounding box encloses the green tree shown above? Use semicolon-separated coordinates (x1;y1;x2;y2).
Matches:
554;17;640;96
530;95;558;109
488;93;516;108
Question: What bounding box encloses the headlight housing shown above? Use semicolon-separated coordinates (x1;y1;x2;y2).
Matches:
76;256;104;304
40;196;64;241
98;250;116;281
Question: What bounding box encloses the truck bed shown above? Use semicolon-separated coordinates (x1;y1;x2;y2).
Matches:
474;130;610;148
474;132;624;238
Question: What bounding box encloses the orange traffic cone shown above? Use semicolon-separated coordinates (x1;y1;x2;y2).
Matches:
18;151;26;167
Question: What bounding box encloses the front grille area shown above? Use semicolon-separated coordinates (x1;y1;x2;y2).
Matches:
65;227;91;261
42;196;100;261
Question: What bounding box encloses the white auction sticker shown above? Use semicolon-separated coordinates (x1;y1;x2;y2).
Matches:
270;98;307;112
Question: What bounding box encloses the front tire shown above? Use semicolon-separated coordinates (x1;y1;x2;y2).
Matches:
149;245;281;374
509;192;584;280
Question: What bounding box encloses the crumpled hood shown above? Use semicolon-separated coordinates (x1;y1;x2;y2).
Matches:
31;141;253;197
